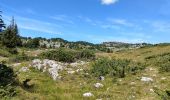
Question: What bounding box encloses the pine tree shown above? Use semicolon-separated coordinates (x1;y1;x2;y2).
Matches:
2;17;22;48
0;11;6;32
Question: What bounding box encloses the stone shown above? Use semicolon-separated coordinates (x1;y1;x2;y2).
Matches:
141;77;153;82
99;76;105;81
83;92;93;97
150;89;154;92
94;83;104;88
67;70;75;74
76;69;83;72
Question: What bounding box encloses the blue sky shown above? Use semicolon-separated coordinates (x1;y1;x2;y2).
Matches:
0;0;170;43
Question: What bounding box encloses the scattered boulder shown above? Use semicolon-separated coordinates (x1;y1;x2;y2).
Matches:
141;77;153;82
99;76;105;81
83;92;93;97
94;83;104;88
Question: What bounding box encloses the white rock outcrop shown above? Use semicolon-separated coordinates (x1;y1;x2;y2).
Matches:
32;59;65;80
31;59;88;80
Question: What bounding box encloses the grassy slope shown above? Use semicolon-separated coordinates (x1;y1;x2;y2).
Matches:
8;45;170;100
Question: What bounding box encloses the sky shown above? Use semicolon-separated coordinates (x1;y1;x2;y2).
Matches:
0;0;170;43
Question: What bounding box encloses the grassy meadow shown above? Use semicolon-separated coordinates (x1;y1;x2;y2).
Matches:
1;45;170;100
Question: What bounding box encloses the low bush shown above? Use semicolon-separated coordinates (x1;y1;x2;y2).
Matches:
154;87;170;100
0;49;11;57
39;48;76;63
0;64;18;98
145;52;170;73
77;49;95;60
7;48;18;55
39;48;95;63
9;51;34;63
91;57;145;78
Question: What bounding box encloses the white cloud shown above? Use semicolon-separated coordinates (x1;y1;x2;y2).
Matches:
3;15;62;35
107;18;135;27
50;15;74;24
101;0;119;5
151;21;170;32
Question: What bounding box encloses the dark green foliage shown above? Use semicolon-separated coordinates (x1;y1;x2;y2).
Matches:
128;62;146;75
78;49;95;60
2;17;22;48
145;53;170;73
7;48;18;55
91;58;112;76
91;58;145;78
39;48;96;63
39;48;76;63
23;38;40;48
0;64;16;86
9;51;34;63
154;87;170;100
0;64;18;97
0;48;11;57
0;11;6;32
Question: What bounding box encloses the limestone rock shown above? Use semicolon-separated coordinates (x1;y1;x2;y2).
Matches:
141;77;153;82
83;92;93;97
94;83;104;88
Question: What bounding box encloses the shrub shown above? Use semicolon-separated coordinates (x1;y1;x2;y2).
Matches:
159;62;170;73
91;57;145;78
9;51;33;63
0;49;11;57
78;49;95;60
128;62;146;75
23;38;40;48
154;87;170;100
91;58;112;76
39;48;96;63
145;52;170;73
39;48;76;63
0;64;18;97
7;48;18;54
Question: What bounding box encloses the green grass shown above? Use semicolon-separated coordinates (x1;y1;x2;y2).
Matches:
1;45;170;99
